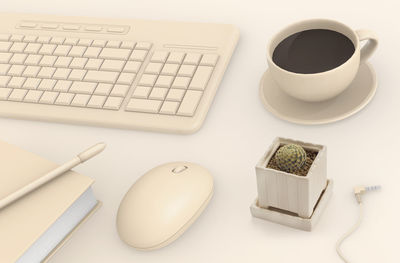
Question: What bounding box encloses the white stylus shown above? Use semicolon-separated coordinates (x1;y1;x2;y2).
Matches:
0;142;106;210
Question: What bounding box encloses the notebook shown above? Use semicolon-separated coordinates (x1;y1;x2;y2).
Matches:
0;140;101;263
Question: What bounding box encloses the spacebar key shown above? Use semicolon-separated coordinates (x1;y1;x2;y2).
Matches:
84;70;119;84
126;99;162;113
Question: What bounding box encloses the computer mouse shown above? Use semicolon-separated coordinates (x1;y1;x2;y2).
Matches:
116;161;214;251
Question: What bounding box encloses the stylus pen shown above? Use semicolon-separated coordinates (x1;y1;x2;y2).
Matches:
0;142;106;210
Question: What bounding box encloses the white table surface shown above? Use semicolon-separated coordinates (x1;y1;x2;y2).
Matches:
1;0;398;262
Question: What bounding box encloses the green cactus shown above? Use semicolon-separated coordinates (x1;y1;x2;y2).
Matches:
275;144;307;173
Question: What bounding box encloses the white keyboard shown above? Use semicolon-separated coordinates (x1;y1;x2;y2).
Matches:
0;13;239;133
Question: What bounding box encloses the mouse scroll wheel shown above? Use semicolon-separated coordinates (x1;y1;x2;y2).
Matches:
172;166;188;174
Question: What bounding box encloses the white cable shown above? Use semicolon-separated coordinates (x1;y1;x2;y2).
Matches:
336;202;363;263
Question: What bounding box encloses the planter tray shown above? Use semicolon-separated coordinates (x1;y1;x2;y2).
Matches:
250;180;333;231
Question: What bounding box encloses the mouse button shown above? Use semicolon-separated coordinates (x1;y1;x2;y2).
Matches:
172;166;188;173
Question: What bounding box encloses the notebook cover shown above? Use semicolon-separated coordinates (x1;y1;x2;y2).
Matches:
0;140;97;262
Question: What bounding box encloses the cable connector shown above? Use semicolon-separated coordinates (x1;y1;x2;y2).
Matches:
354;185;381;203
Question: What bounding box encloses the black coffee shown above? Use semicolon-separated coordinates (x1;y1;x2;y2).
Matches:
272;29;355;74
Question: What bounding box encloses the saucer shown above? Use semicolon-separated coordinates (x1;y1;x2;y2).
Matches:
259;63;377;125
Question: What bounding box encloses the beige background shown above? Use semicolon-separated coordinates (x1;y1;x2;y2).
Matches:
0;0;398;262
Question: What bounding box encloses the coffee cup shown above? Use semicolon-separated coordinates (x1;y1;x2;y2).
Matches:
266;19;378;102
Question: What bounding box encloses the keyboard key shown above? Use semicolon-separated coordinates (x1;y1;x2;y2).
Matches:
94;83;113;95
8;89;28;101
154;75;174;88
53;68;72;80
117;73;135;85
83;47;102;58
38;44;57;55
23;35;38;42
53;45;72;56
0;52;12;63
126;99;162;113
69;46;87;57
145;63;163;74
22;66;41;77
78;39;93;46
71;94;91;107
20;22;37;29
24;43;42;54
85;70;119;84
54;56;73;67
53;80;72;92
101;59;125;71
37;67;56;78
167;52;185;64
160;101;179;115
24;90;43;103
69;69;87;81
0;76;11;87
24;54;42;65
0;41;12;52
132;86;151;98
106;40;121;48
189;66;213;91
41;24;58;30
92;40;107;47
138;74;157;87
50;37;65;45
70;58;88;69
10;54;28;64
87;95;107;108
8;65;26;76
63;25;80;31
39;91;59;104
161;63;179;76
99;48;130;60
85;59;103;70
150;51;169;63
166;89;185;102
149;88;168;100
8;77;26;88
64;38;79;45
103;96;123;110
0;64;10;75
0;87;12;100
9;42;27;53
110;84;130;97
34;36;49;44
107;27;125;33
38;79;56;90
172;77;191;89
178;65;196;77
70;81;97;94
183;53;202;65
10;34;24;42
121;41;135;49
123;61;141;73
200;54;219;66
55;92;75;105
177;90;203;116
130;50;148;61
39;55;57;66
23;78;41;89
135;42;152;50
85;26;103;32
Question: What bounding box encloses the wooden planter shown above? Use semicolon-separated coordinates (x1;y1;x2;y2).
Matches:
255;137;327;218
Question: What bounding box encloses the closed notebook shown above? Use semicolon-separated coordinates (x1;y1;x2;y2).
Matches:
0;140;100;263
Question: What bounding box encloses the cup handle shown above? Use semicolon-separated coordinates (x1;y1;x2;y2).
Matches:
355;29;378;63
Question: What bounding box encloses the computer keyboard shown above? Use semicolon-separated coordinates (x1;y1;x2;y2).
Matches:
0;13;239;133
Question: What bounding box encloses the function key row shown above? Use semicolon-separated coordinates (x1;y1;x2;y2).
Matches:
0;34;151;49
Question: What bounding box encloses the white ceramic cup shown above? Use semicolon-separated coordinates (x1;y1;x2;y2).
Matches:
266;19;378;102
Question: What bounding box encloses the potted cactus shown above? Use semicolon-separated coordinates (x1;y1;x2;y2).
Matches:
253;137;328;219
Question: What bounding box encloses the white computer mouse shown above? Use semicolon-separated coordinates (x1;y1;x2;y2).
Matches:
116;161;214;250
